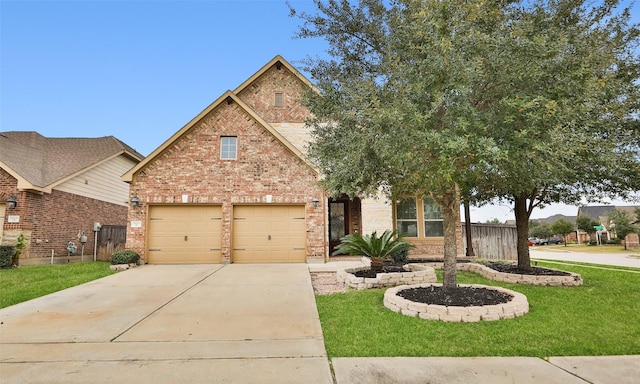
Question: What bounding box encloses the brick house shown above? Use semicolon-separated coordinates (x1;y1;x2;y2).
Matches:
576;205;640;243
122;56;461;264
0;132;143;262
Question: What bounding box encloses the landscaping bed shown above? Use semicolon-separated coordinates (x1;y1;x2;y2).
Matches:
458;262;583;286
384;283;529;322
337;263;437;290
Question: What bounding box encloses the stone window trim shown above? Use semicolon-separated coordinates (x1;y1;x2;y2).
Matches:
220;136;237;160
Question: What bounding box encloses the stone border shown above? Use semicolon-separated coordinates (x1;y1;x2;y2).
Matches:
337;264;437;290
109;263;138;272
459;263;583;286
384;283;529;322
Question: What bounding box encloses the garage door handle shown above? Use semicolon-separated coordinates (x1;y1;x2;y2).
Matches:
184;235;188;241
268;235;271;240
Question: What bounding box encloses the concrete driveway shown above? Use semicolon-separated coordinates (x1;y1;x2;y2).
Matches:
0;264;333;384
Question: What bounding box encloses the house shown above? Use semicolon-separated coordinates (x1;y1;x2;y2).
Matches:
0;131;143;262
576;205;640;243
122;56;461;264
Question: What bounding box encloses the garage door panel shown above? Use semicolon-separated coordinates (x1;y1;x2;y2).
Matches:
233;205;306;263
148;205;222;264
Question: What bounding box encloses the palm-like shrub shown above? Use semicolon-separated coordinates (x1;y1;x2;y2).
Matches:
332;230;414;272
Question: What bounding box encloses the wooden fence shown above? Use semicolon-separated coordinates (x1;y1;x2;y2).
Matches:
96;225;127;261
462;223;518;260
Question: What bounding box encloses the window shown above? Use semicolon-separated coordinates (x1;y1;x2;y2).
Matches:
274;92;284;107
394;196;444;238
220;136;237;160
423;196;444;237
396;198;418;237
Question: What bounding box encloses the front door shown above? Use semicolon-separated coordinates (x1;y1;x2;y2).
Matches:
329;200;349;254
328;196;362;255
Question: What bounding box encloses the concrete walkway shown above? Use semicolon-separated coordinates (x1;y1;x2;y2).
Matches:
1;264;333;384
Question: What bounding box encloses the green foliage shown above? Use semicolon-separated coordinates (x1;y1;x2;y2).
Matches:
0;246;15;269
109;250;140;265
551;219;575;238
333;230;414;263
577;214;600;234
391;248;409;263
291;0;640;275
607;238;622;245
0;262;113;308
608;209;640;240
529;221;553;239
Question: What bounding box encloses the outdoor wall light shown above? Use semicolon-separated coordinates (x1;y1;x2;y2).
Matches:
312;197;320;209
6;195;17;209
130;195;141;208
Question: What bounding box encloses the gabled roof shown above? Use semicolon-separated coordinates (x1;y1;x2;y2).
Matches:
578;205;640;223
578;206;616;219
1;131;143;193
122;56;319;183
233;55;320;95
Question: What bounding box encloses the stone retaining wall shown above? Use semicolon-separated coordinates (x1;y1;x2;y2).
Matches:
384;283;529;322
459;263;583;286
337;264;437;290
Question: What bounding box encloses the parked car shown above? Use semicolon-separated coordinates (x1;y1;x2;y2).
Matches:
538;238;549;245
548;236;564;245
528;237;540;246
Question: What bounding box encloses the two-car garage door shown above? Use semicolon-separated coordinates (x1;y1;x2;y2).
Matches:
147;205;306;264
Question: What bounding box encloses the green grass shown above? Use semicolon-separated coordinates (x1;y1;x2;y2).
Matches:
0;262;114;309
316;262;640;358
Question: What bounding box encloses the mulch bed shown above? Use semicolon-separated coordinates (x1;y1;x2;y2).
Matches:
398;285;513;306
485;262;571;276
352;266;406;278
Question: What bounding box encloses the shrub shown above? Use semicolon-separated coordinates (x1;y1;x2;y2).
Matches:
391;248;409;263
607;238;622;245
110;250;140;265
0;245;16;268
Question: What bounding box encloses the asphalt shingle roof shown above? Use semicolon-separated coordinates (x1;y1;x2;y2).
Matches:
0;131;143;188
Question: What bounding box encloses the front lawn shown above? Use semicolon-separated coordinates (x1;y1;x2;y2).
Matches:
316;262;640;357
0;262;114;309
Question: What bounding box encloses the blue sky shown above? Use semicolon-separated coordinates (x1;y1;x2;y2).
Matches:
1;0;638;222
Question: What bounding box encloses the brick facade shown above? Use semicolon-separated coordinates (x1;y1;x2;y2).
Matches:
1;168;128;260
126;64;326;263
124;57;458;263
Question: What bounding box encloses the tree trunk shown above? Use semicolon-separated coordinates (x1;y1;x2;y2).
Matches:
441;187;460;289
514;194;533;271
370;258;384;273
464;200;475;257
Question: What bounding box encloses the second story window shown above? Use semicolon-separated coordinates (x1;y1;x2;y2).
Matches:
274;92;284;107
220;136;237;160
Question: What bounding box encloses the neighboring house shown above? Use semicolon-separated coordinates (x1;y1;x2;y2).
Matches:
122;55;461;264
0;131;143;261
576;205;640;242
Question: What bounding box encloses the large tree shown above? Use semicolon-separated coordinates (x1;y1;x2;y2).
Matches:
290;0;509;288
471;0;640;269
290;0;640;282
